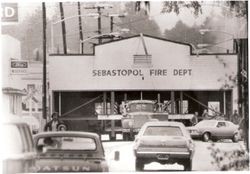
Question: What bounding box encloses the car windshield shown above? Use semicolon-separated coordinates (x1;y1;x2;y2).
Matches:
196;120;216;127
143;126;183;136
37;136;96;151
128;103;154;112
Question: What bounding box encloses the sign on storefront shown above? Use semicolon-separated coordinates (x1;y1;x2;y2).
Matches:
1;3;18;22
10;60;28;74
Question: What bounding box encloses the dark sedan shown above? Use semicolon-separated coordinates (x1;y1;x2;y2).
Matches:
133;121;195;171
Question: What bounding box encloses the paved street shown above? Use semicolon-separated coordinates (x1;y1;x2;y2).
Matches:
103;139;244;172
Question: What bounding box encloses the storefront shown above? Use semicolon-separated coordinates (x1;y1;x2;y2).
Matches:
49;34;238;131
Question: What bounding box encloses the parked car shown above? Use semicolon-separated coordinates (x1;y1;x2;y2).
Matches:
187;120;240;142
34;131;109;172
133;121;195;171
2;115;37;174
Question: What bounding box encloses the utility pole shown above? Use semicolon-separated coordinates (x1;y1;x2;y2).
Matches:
77;2;84;54
97;6;102;44
59;2;67;54
108;13;126;41
42;2;47;121
84;4;113;44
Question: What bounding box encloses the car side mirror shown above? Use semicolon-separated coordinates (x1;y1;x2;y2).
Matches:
114;151;120;161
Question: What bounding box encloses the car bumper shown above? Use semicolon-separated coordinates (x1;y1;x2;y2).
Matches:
135;147;192;160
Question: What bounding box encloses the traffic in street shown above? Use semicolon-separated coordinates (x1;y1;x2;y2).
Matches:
103;138;245;171
1;1;248;173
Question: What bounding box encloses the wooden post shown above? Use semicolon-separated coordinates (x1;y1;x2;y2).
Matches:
97;7;102;44
111;91;115;139
180;91;183;114
42;2;47;121
171;91;175;114
77;2;84;54
59;92;62;116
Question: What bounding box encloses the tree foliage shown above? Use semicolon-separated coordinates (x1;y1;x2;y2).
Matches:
161;1;202;17
208;143;249;171
226;1;248;17
119;2;162;37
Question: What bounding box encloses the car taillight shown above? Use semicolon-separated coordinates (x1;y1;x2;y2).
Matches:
128;121;133;128
187;139;195;152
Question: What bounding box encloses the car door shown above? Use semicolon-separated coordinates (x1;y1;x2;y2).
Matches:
225;121;237;138
215;121;227;138
215;121;232;138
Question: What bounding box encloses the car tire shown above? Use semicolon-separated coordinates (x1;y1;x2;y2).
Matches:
202;132;210;142
232;133;239;143
183;159;192;171
135;158;144;171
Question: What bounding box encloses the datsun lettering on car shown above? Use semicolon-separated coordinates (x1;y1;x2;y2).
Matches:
133;121;195;171
34;131;109;172
187;120;240;142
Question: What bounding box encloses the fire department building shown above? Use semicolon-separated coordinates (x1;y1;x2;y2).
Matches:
49;34;238;130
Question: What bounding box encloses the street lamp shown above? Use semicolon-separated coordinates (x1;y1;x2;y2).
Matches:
199;29;234;38
79;28;130;52
198;29;235;53
50;13;99;53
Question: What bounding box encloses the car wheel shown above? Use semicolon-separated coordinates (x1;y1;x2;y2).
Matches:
135;158;144;171
183;159;192;171
232;133;239;143
202;132;210;142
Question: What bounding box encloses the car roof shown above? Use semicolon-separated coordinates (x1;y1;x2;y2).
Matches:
2;115;29;125
143;121;185;127
34;131;100;139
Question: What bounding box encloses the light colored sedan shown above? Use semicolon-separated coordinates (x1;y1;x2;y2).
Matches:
34;131;109;172
187;120;239;142
133;121;195;171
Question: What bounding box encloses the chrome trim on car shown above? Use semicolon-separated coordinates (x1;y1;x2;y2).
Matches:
136;151;190;155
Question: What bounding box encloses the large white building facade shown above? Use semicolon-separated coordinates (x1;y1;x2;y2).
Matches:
49;34;238;131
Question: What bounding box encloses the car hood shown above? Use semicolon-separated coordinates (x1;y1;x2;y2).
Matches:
137;136;188;148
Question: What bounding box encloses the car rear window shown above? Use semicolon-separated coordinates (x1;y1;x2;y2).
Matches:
37;136;96;151
143;126;183;136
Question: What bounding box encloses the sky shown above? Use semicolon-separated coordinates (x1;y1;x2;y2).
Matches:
1;0;247;38
0;1;226;30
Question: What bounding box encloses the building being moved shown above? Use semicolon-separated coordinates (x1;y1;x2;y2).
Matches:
49;34;238;132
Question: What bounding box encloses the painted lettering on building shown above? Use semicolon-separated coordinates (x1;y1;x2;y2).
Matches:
92;69;192;77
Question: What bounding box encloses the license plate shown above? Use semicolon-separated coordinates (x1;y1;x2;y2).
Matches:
157;154;169;160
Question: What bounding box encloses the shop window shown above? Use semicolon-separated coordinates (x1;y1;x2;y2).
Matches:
208;101;220;116
95;102;111;115
178;100;189;114
163;100;176;113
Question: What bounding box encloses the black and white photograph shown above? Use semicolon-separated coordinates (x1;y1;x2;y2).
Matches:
0;0;249;173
